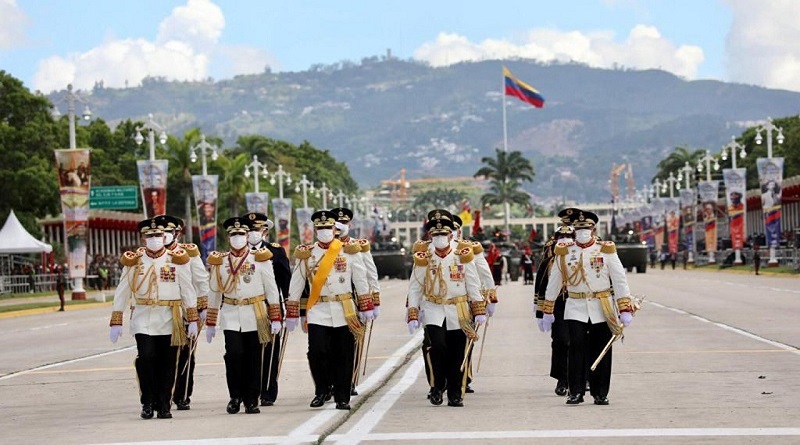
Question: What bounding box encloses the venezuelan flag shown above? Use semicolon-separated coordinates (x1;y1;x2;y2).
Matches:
503;66;545;108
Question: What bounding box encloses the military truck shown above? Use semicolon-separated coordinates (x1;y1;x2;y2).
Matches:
609;229;648;273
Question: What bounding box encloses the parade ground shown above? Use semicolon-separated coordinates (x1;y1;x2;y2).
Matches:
1;268;799;444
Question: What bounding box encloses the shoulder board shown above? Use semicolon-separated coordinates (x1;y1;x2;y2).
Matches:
471;241;484;254
271;242;281;249
344;242;362;254
413;251;429;267
458;247;474;263
254;247;274;262
294;244;313;260
136;246;146;254
180;243;200;257
120;250;142;268
554;240;573;256
207;251;227;265
413;240;430;253
600;241;616;254
358;238;370;252
169;248;190;265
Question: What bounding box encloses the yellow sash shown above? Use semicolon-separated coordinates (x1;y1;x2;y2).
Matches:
307;239;342;313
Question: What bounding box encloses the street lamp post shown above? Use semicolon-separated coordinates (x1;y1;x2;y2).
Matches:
755;117;785;265
270;164;292;199
677;161;696;263
721;136;747;264
244;155;269;192
334;190;347;208
294;174;314;208
662;172;679;198
317;182;331;208
134;113;168;161
697;150;720;264
191;134;219;176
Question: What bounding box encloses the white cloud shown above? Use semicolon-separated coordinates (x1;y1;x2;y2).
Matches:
414;25;704;80
725;0;800;91
0;0;28;49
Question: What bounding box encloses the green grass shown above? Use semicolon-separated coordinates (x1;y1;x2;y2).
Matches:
0;299;98;314
692;263;799;275
0;291;59;301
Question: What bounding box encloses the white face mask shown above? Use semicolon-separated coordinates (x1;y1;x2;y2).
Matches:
432;235;450;249
230;235;247;250
247;232;262;246
317;229;335;243
576;229;593;244
163;232;174;245
334;221;349;237
145;236;165;252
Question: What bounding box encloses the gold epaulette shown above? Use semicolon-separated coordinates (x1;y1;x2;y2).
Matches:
457;240;472;251
413;251;430;267
413;240;430;253
358;238;370;252
294;244;313;260
600;241;616;254
554;240;573;256
344;241;362;254
120;249;142;267
471;241;484;254
458;247;474;263
271;242;281;249
254;247;273;262
180;243;200;257
207;251;227;266
169;248;190;265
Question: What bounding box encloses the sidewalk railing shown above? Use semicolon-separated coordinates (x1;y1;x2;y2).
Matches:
0;274;121;295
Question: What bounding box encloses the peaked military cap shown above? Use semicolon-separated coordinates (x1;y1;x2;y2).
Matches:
138;218;164;235
311;210;336;228
241;212;270;230
572;210;599;228
557;207;581;225
155;214;183;232
426;214;454;235
426;209;453;222
452;214;463;229
223;216;250;235
330;207;354;223
555;225;576;238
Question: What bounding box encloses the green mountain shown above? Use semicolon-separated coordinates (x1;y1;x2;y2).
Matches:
77;58;800;201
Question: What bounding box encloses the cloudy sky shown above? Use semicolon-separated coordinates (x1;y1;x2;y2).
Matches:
2;0;799;93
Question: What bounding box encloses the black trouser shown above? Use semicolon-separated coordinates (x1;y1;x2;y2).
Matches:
425;322;468;401
567;319;613;398
223;330;262;407
307;324;355;404
523;265;533;283
261;332;282;402
491;265;502;286
174;333;196;404
550;296;569;382
422;327;433;387
134;334;178;412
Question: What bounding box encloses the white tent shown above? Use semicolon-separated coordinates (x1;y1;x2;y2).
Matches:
0;210;53;254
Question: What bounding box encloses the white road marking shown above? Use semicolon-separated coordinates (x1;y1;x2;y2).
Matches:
0;345;136;381
327;428;800;440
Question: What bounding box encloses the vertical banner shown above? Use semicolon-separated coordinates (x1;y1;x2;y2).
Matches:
295;207;315;245
757;158;784;250
192;175;218;264
723;168;747;250
698;180;719;255
54;149;91;279
272;198;293;256
651;198;665;252
246;192;270;216
137;160;168;218
680;189;696;255
640;210;654;250
665;198;680;254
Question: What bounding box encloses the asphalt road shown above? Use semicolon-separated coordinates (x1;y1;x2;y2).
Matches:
1;268;799;444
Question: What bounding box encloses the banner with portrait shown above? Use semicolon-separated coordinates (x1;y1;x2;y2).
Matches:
640;207;654;250
698;180;719;254
54;149;91;279
272;198;292;256
192;175;218;264
723;168;747;250
651;198;665;251
679;189;696;254
137;160;168;218
756;157;784;250
665;198;680;254
295;207;315;245
245;192;270;216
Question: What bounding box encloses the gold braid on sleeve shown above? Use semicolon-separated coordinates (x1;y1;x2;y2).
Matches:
197;296;208;311
487;288;498;303
372;291;381;307
268;303;283;321
185;307;200;323
286;300;300;318
357;292;375;312
542;300;555;315
206;308;219;326
470;300;487;316
617;296;632;313
407;307;419;322
110;311;123;327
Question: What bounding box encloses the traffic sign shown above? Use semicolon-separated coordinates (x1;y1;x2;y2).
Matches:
89;186;139;210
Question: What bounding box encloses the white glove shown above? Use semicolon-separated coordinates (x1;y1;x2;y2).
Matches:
199;309;207;324
271;320;282;334
541;314;555;332
359;310;374;323
372;306;381;319
620;311;633;327
407;320;419;334
285;317;298;332
537;318;546;332
206;326;216;343
109;326;123;343
301;316;308;333
187;322;198;339
487;303;496;317
474;315;487;326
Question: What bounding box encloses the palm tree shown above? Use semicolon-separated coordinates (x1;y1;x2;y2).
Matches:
474;148;535;235
217;153;250;216
165;129;199;242
653;146;705;182
480;179;531;208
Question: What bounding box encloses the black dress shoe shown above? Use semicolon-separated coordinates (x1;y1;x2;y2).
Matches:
426;389;432;400
566;394;584;405
156;410;172;419
335;402;351;410
429;389;443;406
310;395;325;408
175;400;190;410
555;380;568;396
351;385;359;396
244;404;260;414
593;396;609;405
226;398;241;414
324;388;334;402
140;404;154;419
447;398;464;407
260;398;274;407
465;385;474;394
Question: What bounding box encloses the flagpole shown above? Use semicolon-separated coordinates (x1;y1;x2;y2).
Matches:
502;69;510;237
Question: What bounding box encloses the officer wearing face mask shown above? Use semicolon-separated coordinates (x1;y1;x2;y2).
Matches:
407;211;486;408
286;210;372;411
205;217;282;415
108;218;199;420
534;209;578;397
240;212;291;407
156;215;210;411
541;210;634;406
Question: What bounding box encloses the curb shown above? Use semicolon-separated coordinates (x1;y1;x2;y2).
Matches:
0;301;112;320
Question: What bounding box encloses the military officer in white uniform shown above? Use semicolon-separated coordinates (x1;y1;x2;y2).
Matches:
109;218;199;419
541;210;634;406
407;212;486;407
205;217;282;415
286;210;372;411
158;214;210;411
